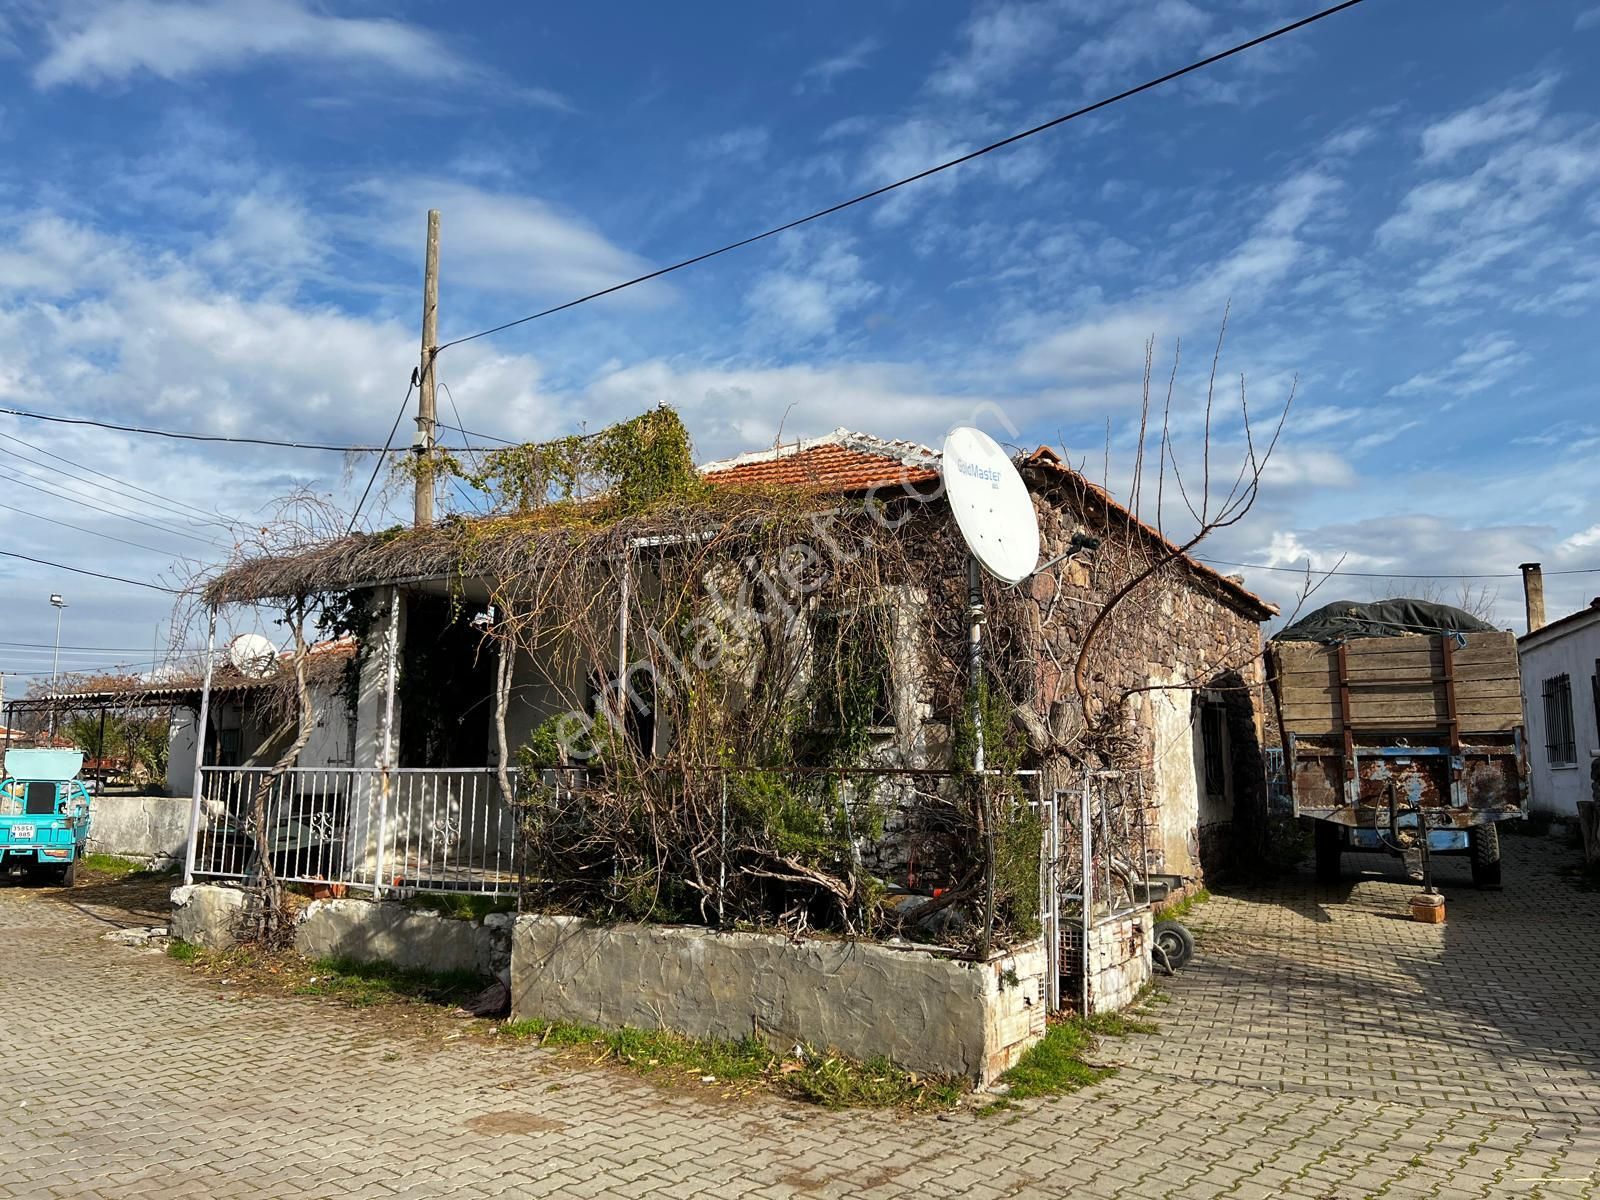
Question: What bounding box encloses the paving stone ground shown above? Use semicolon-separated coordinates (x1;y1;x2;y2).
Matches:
2;836;1597;1199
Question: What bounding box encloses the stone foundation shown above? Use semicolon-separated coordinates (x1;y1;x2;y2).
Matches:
170;885;1046;1080
511;917;1048;1082
169;884;509;980
294;898;511;980
1076;911;1152;1014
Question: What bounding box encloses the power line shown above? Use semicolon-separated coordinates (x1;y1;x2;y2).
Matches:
434;0;1370;354
0;549;182;593
348;381;415;534
0;405;389;453
0;428;236;529
0;639;205;653
1197;558;1600;581
0;449;223;549
438;421;518;447
0;502;184;558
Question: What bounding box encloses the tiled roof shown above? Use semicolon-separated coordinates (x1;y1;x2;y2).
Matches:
700;429;1274;620
701;429;940;492
34;638;356;705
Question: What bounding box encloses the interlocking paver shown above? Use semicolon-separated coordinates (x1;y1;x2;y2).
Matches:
3;838;1598;1197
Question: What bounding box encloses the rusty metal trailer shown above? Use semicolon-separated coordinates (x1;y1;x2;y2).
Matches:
1268;630;1528;888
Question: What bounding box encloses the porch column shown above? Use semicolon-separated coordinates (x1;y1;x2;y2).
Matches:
181;606;219;885
371;586;401;895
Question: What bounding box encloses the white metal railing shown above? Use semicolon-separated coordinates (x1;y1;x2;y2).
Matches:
190;766;522;896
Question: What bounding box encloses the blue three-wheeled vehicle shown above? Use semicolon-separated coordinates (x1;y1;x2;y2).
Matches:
0;749;93;886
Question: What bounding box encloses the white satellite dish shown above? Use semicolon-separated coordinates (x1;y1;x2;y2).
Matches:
227;633;280;679
941;426;1040;585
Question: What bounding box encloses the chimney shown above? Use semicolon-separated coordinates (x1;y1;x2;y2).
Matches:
1519;562;1546;633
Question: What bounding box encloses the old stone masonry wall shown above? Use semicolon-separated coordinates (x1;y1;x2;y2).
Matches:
1018;475;1269;881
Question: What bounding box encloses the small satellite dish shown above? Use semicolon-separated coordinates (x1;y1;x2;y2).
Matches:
227;633;280;679
941;426;1040;584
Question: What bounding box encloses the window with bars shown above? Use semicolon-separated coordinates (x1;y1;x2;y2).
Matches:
1199;699;1229;799
1542;674;1576;767
1591;661;1600;753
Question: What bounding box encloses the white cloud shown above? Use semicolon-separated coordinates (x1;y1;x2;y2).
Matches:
1387;334;1529;398
582;358;1010;460
745;235;882;343
1063;0;1210;93
1561;524;1600;552
29;0;567;107
928;2;1060;97
1420;76;1555;162
1258;448;1355;489
692;127;770;164
795;36;879;94
1578;5;1600;30
353;179;654;302
1376;77;1600;313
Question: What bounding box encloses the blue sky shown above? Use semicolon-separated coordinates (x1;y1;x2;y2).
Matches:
1;0;1598;679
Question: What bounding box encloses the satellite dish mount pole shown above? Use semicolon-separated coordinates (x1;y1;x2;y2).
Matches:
967;556;985;775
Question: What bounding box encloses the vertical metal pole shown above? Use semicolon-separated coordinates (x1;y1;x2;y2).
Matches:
614;544;632;731
1049;793;1061;1012
1080;775;1093;1017
182;607;219;886
48;600;65;738
969;558;996;957
967;558;985;774
718;772;728;927
372;586;400;895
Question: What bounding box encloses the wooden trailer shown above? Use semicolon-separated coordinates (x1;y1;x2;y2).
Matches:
1268;629;1528;887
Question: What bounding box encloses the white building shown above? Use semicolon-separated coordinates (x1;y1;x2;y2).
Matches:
1517;588;1600;817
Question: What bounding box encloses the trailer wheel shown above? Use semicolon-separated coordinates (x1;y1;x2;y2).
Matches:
1153;919;1196;973
1314;822;1342;883
1469;825;1501;890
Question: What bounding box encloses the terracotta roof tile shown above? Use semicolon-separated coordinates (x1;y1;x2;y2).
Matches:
700;429;939;493
704;443;939;492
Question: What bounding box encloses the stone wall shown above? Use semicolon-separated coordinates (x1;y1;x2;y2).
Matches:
511;917;1048;1083
1014;467;1269;883
1081;911;1153;1015
295;898;510;979
169;884;510;982
87;793;192;866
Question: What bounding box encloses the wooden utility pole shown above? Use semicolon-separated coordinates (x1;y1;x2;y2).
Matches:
414;209;441;528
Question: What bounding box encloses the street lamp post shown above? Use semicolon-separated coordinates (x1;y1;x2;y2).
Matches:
48;593;66;739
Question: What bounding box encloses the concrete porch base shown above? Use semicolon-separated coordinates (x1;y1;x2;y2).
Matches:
511;916;1047;1083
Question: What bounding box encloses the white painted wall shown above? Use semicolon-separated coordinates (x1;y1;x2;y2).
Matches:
1519;607;1600;816
166;709;198;797
1145;677;1201;878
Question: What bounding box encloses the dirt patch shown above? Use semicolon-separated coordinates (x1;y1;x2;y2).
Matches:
464;1111;565;1135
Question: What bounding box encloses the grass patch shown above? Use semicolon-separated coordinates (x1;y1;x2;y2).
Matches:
167;943;488;1009
986;1007;1160;1112
500;1017;967;1110
403;893;517;921
1156;887;1210;922
290;957;487;1008
82;853;147;878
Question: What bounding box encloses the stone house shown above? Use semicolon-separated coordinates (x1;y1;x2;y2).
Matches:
201;427;1275;886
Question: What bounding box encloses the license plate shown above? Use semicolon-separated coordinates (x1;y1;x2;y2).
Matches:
10;824;35;841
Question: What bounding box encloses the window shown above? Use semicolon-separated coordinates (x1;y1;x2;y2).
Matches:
1591;660;1600;752
811;607;895;733
1542;674;1577;767
1199;699;1229;799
